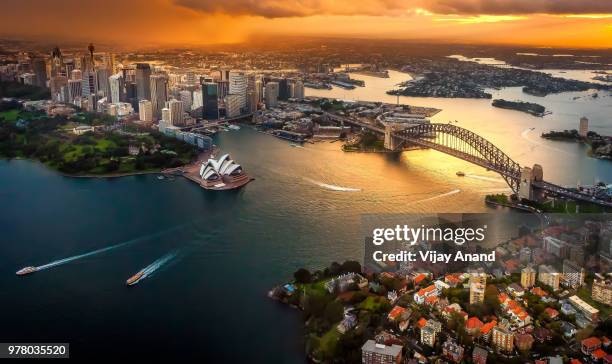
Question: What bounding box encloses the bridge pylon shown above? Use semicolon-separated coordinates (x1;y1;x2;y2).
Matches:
519;164;544;201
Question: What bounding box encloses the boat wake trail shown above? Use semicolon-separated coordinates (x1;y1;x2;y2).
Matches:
304;178;361;192
34;224;186;272
141;251;178;279
466;174;505;183
414;189;461;203
520;128;571;155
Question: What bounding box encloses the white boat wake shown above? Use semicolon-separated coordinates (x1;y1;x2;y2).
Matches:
414;189;461;203
520;128;572;155
139;251;179;280
33;224;186;272
304;178;361;192
466;174;506;183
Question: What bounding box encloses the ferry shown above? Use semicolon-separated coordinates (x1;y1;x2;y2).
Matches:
16;266;38;275
126;271;144;286
456;171;465;177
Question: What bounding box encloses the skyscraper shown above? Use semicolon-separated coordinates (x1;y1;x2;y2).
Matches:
278;78;289;101
228;71;247;111
293;79;305;100
521;267;536;289
179;90;192;111
81;70;97;98
265;82;279;108
109;73;125;104
138;100;153;122
135;63;151;102
68;78;82;102
579;116;589;137
149;74;168;120
202;82;219;120
31;58;47;88
168;99;184;126
95;68;111;99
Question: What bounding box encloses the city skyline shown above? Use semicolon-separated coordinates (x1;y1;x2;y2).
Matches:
1;0;612;48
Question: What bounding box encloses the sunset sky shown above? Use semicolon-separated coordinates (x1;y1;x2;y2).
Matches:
1;0;611;48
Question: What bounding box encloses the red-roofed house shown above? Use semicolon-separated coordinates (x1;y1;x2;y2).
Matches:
544;307;559;320
413;284;439;304
465;317;484;336
413;273;427;285
388;306;407;321
480;321;497;342
445;274;461;287
530;287;548;297
417;317;428;329
592;348;607;361
569;359;582;364
582;337;602;355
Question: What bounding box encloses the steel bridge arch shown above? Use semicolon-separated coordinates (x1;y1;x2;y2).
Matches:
393;123;522;193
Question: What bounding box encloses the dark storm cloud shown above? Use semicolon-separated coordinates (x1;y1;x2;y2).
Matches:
173;0;612;18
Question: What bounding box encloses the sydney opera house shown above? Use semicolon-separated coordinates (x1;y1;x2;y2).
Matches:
198;154;252;190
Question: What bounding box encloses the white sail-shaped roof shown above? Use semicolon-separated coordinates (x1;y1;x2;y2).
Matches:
199;154;242;181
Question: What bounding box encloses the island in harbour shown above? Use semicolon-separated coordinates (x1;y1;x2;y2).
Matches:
541;129;612;160
491;99;547;117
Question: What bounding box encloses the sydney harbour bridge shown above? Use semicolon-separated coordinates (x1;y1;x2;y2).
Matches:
324;112;612;208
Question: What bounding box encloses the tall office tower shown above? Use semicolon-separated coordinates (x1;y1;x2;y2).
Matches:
521;266;536;288
135;63;152;101
168;99;185;126
293;79;305;100
265;82;279;108
108;73;125;103
255;79;264;104
138;100;153;122
31;58;47;88
216;79;229;100
224;94;242;118
202;82;219;120
161;107;170;123
192;90;203;110
68;78;82;102
64;59;75;77
185;72;196;85
246;90;257;113
125;82;138;110
70;69;82;81
278;78;289;101
228;71;247;110
579;117;589;137
103;53;116;74
179;90;192;111
49;75;67;102
95;68;111;98
220;69;230;81
50;46;63;77
149;74;168;119
81;70;97;97
122;66;136;83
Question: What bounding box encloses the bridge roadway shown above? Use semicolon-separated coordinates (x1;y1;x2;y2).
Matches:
324;112;612;208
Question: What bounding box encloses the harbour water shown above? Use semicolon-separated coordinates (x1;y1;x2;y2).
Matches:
0;68;610;361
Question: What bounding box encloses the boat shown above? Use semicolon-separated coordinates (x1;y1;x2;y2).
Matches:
228;125;241;131
157;175;165;180
16;266;37;275
456;171;465;177
126;271;144;286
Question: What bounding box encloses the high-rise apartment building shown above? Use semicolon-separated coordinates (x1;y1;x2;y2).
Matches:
168;99;184;126
470;283;486;305
135;63;151;101
538;265;560;291
562;259;585;288
491;326;514;352
150;74;168;120
521;267;536;289
138;100;153;122
265;81;279;108
579;117;589;137
109;73;125;104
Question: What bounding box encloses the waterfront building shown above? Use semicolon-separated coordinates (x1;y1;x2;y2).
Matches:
592;277;612;306
224;94;242;118
228;71;247;111
521;266;536;288
31;57;47;88
202;82;219;120
568;295;599;322
168;99;184;126
135;63;151;101
265;81;279;108
138;100;152;122
216;79;229;100
538;264;561;291
562;259;585;288
109;73;124;104
247;89;257;113
255;79;264;104
150;74;168;120
491;326;514;352
579;116;589;137
361;339;402;364
469;283;485;305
